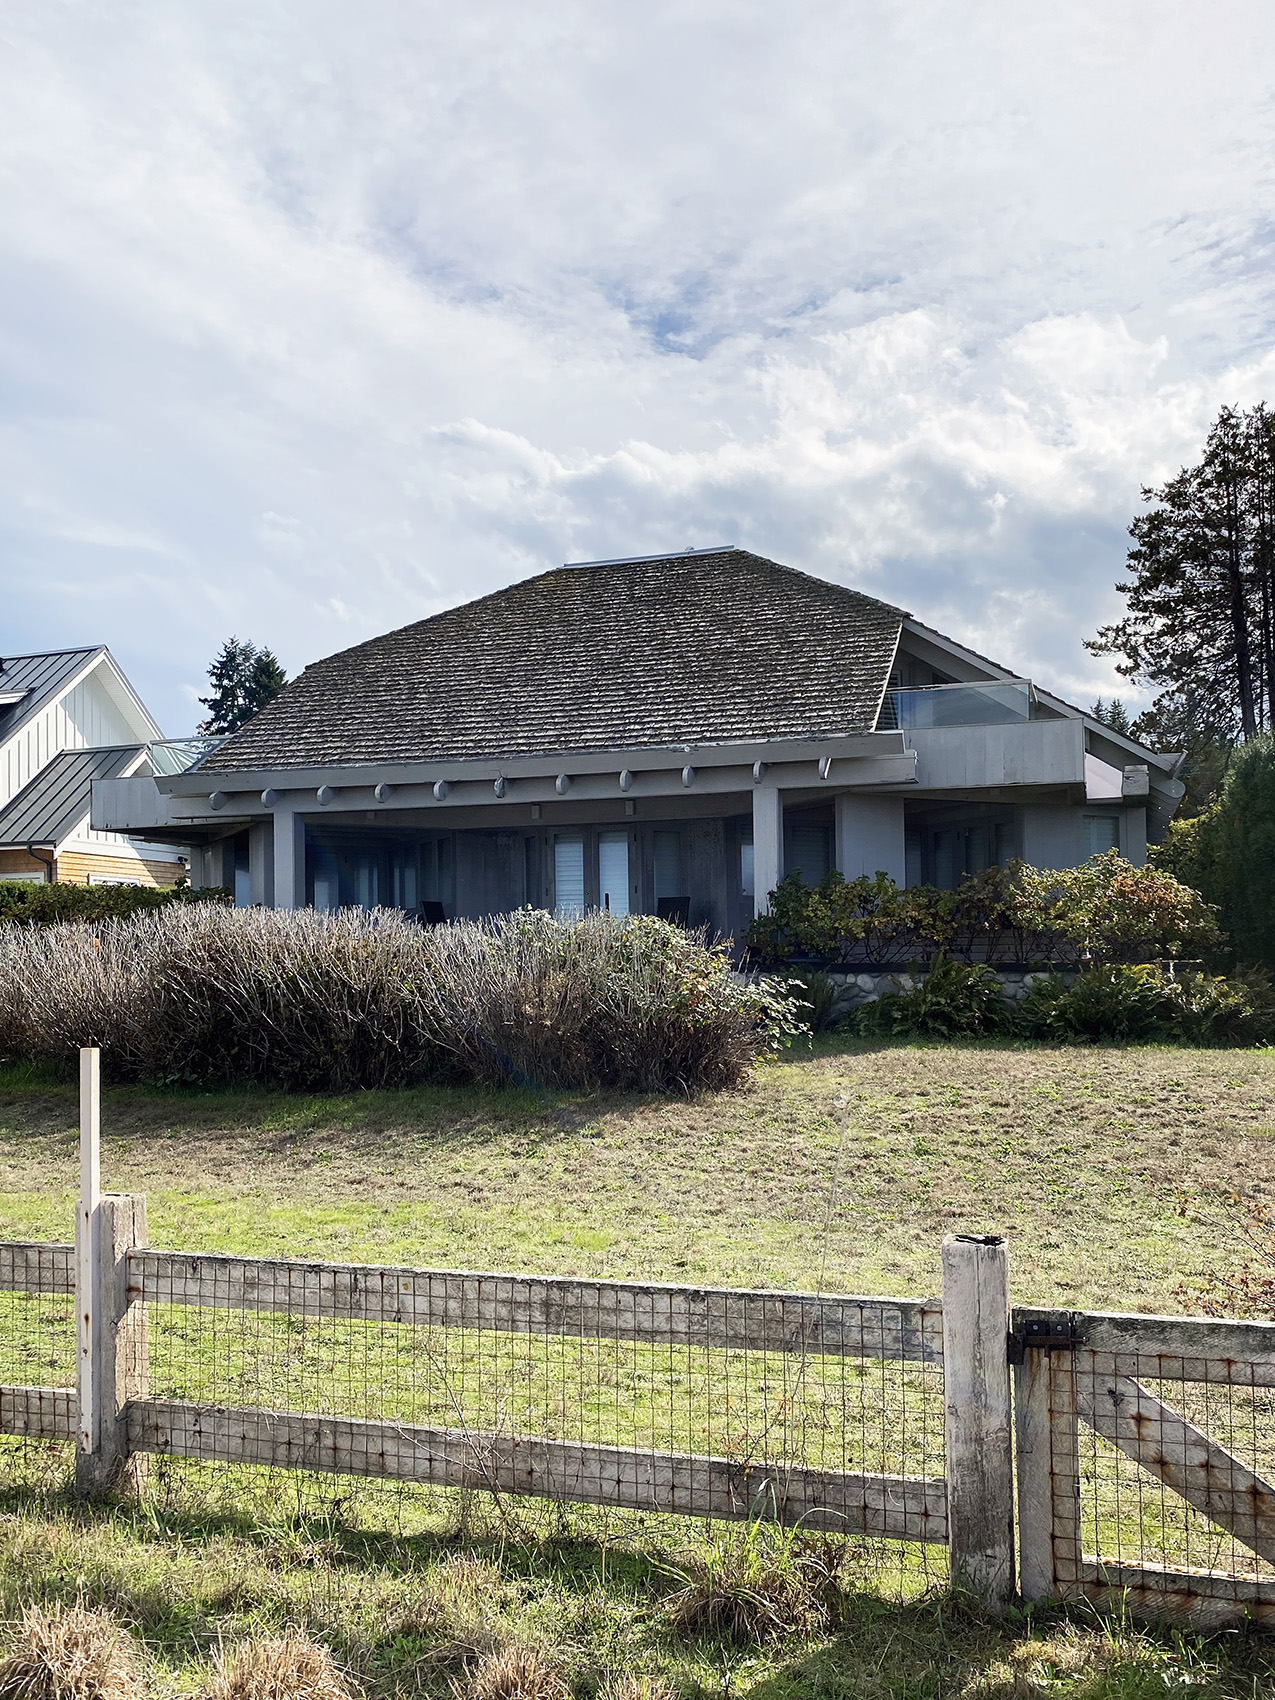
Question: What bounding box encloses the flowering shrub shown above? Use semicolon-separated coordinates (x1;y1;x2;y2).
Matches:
0;906;799;1094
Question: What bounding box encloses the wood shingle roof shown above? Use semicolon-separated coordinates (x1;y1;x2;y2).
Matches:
203;550;906;773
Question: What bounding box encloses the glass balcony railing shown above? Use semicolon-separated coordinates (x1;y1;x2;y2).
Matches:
878;679;1035;731
145;735;230;775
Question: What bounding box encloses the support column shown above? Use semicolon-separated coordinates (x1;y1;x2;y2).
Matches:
272;806;306;910
834;793;906;884
248;821;272;907
752;786;784;918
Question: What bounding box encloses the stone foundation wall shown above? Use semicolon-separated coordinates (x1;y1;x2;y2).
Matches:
821;966;1064;1018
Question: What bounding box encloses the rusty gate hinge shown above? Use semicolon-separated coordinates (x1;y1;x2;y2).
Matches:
1008;1310;1077;1363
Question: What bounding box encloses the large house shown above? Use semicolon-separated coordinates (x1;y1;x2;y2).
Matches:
92;549;1185;929
0;647;187;887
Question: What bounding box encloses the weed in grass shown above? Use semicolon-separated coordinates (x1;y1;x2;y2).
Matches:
0;1605;141;1700
203;1637;357;1700
597;1680;678;1700
458;1643;568;1700
659;1521;836;1649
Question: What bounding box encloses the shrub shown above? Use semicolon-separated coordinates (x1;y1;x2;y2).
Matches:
853;953;1011;1039
0;879;229;928
744;855;1220;969
1017;964;1275;1046
779;969;841;1033
0;906;798;1094
1017;965;1169;1042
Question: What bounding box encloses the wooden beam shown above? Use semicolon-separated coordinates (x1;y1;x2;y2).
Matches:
0;1243;74;1295
128;1252;944;1363
1074;1559;1275;1629
1075;1369;1275;1565
0;1385;75;1441
125;1398;949;1542
1076;1312;1275;1386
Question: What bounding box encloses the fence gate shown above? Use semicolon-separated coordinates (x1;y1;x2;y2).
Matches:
1013;1307;1275;1627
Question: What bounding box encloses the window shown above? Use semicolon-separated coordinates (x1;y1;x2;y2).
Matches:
654;831;683;903
1084;814;1120;857
740;840;755;898
787;823;831;886
598;831;630;915
554;834;585;919
88;874;142;886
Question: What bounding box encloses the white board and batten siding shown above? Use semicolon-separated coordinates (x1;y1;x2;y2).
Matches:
0;663;139;811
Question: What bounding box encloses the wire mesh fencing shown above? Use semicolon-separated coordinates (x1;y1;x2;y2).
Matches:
1073;1347;1275;1603
0;1242;77;1489
124;1255;949;1592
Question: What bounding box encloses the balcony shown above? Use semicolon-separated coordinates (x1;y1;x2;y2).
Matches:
878;680;1035;731
145;735;230;776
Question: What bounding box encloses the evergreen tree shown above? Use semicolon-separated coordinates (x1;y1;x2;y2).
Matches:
1167;734;1275;967
1090;697;1131;735
198;638;287;735
1088;403;1275;746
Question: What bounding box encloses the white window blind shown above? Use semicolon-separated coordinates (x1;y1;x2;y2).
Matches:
740;841;755;897
554;834;585;918
598;831;630;915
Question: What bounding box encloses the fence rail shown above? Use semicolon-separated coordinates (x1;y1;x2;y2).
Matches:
128;1249;944;1361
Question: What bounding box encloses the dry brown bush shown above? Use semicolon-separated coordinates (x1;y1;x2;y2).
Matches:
0;906;788;1094
459;1643;569;1700
0;1604;141;1700
202;1637;357;1700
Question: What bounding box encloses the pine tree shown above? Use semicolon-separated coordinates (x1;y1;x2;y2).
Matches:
1088;403;1275;747
198;638;287;735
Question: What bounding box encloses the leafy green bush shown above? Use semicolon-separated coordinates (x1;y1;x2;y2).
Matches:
779;969;842;1033
744;854;1221;968
853;953;1011;1039
1017;964;1275;1046
0;905;799;1094
0;879;229;927
1017;965;1169;1042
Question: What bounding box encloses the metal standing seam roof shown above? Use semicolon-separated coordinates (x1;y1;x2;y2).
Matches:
202;549;910;774
0;649;104;747
0;746;145;846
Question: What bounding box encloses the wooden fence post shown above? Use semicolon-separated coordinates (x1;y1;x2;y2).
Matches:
941;1233;1015;1610
75;1048;149;1495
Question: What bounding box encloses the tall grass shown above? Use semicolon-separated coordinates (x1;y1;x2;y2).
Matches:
0;906;793;1095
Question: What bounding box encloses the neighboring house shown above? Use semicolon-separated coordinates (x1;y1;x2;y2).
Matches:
0;648;187;887
92;549;1185;928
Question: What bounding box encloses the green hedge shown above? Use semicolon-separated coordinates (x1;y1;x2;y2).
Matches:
0;880;230;927
745;853;1221;967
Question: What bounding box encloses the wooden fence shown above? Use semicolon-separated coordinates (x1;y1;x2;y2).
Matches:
1;1049;1273;1626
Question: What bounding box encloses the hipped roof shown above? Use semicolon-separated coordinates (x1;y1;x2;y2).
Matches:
203;549;907;773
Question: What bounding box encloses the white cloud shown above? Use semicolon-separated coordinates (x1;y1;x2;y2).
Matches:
1;1;1274;726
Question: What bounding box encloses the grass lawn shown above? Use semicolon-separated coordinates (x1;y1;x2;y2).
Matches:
0;1039;1273;1697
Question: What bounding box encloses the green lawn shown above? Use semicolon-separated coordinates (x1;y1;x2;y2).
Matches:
0;1041;1273;1697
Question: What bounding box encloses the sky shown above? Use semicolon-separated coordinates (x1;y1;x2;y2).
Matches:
3;1;1275;734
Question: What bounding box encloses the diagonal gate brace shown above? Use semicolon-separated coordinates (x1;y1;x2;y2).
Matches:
1076;1373;1275;1566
